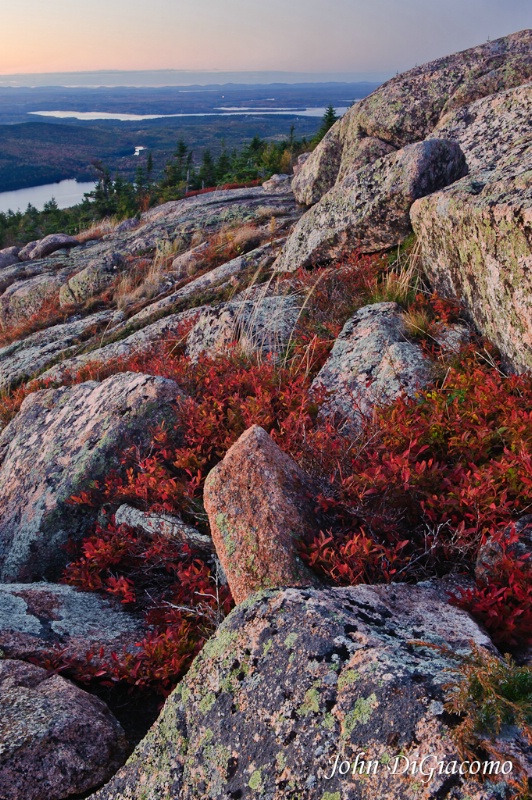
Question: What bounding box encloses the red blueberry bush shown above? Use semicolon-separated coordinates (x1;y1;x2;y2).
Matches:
11;253;529;696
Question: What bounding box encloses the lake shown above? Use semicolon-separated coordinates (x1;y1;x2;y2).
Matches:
30;106;349;122
0;179;97;214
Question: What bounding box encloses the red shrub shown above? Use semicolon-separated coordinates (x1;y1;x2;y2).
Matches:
60;519;232;693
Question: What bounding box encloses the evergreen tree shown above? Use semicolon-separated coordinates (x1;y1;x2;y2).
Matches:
216;143;231;184
163;139;188;187
199;149;216;188
313;105;338;144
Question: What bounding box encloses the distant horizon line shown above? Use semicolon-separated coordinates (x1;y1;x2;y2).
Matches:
0;68;392;89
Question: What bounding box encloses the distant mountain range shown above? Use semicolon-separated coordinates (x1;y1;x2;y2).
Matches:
0;70;392;88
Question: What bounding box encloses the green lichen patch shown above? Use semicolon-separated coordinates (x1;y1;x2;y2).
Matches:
322;713;336;731
200;626;238;663
284;632;298;649
337;669;360;690
248;768;263;791
198;692;217;714
262;638;273;656
342;693;378;738
297;686;320;716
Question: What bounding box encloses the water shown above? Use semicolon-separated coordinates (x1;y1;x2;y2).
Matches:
29;106;349;122
0;179;96;214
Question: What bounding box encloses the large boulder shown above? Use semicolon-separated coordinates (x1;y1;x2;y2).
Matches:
262;173;292;193
18;233;79;262
89;582;503;800
186;295;300;361
0;271;65;329
292;129;396;207
0;372;182;582
410;137;532;372
114;504;214;554
275;139;466;271
59;252;124;306
429;82;532;172
0;246;19;271
0;659;127;800
311;302;432;430
293;30;532;205
204;425;321;603
0;582;144;663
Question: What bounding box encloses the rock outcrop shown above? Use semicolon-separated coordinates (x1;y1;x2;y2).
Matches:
0;659;127;800
0;372;182;581
186;294;300;360
0;309;123;391
0;246;20;270
292;30;532;205
39;305;204;384
59;251;124;306
2;32;532;800
276;139;466;270
18;233;79;262
204;425;321;603
114;504;214;554
0;270;67;328
476;515;532;586
89;582;501;800
428;82;532;172
0;582;144;662
311;302;432;429
411;137;532;371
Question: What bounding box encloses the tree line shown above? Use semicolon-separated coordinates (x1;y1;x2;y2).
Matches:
0;106;338;248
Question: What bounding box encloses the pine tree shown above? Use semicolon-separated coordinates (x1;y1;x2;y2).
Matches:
199;149;216;189
313;105;338;144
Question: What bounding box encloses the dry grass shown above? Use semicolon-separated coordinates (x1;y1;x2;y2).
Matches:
403;307;435;340
113;241;182;310
75;217;120;244
368;257;420;307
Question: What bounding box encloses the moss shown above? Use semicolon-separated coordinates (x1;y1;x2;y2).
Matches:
321;793;341;800
342;693;378;738
284;632;298;649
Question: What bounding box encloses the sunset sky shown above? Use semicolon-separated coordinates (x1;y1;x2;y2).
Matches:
1;0;530;78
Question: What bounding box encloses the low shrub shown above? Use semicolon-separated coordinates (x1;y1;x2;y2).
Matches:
443;645;531;797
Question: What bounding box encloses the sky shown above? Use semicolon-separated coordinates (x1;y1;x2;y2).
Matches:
1;0;530;81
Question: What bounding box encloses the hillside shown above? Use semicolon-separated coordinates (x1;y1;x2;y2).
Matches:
0;83;374;192
0;30;530;800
